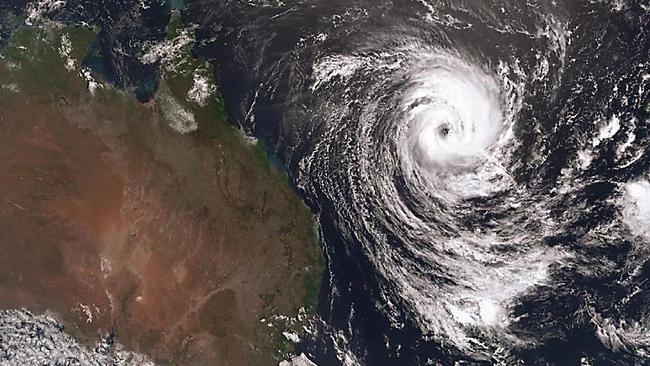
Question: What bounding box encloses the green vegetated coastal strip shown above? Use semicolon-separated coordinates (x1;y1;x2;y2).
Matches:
162;8;324;319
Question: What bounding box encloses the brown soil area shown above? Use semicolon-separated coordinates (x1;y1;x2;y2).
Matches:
0;30;321;366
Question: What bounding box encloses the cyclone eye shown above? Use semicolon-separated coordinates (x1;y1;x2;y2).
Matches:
438;124;451;138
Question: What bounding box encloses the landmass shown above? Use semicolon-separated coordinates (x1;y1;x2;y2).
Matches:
0;15;322;366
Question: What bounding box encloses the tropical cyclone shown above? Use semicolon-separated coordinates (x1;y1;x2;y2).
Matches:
306;42;561;355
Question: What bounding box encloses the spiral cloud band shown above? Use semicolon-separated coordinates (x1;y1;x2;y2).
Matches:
302;43;567;357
